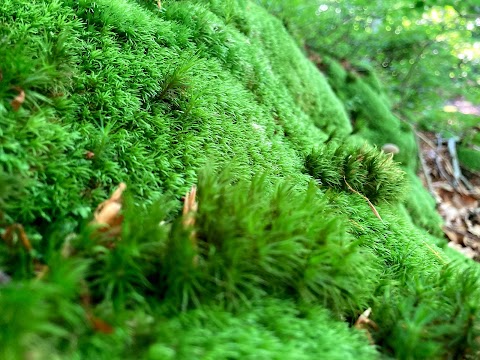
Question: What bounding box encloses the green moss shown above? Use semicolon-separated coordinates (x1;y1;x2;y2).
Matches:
305;141;406;204
146;299;378;360
403;172;443;236
2;0;480;359
458;146;480;172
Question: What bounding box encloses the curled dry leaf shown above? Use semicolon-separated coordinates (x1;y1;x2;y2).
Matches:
80;280;114;334
91;182;127;237
182;185;198;229
34;263;49;281
2;224;49;279
2;223;32;251
182;185;199;264
11;87;25;111
354;307;378;344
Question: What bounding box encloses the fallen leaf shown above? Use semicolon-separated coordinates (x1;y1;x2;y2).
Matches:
448;242;476;259
182;185;198;229
91;183;127;237
465;208;480;237
11;87;25;111
2;223;32;251
443;226;462;244
354;308;378;344
85;151;95;159
182;185;199;264
89;315;115;334
80;280;114;334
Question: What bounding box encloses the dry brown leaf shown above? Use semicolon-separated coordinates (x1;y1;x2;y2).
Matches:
85;151;95;159
448;242;476;259
354;308;378;344
438;202;461;225
465;209;480;237
182;185;198;230
2;223;32;251
182;185;199;264
11;87;25;111
80;280;115;334
89;315;115;334
91;183;126;237
463;236;480;251
443;226;462;244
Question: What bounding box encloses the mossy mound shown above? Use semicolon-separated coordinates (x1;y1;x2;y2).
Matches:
458;146;480;173
1;0;480;359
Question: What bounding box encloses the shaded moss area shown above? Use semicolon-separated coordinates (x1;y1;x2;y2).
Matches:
316;56;443;236
1;0;479;359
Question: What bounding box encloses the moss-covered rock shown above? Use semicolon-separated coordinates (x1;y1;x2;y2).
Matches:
2;0;480;359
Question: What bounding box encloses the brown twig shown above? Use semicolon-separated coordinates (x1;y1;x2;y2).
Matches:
436;135;453;184
91;182;127;238
344;177;383;222
447;138;462;188
416;131;436;150
414;131;437;201
422;240;447;264
182;185;199;265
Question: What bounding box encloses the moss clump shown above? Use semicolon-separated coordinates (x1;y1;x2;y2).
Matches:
458;146;480;172
147;299;378;360
305;142;406;204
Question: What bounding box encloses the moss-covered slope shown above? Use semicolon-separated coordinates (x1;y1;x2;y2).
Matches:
1;0;480;359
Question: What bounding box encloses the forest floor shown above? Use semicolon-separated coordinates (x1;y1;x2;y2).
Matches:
417;127;480;260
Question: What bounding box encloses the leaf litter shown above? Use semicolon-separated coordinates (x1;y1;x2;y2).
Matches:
417;131;480;260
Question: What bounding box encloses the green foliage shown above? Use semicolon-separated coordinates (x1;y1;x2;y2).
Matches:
258;0;480;117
